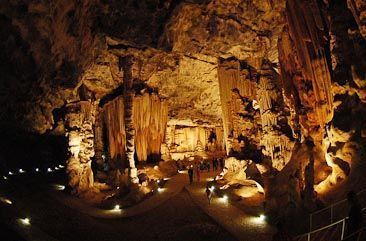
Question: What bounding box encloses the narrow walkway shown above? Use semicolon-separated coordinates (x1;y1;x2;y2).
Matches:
54;172;187;218
185;172;275;241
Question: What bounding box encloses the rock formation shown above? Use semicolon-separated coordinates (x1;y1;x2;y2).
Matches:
65;101;96;195
1;0;366;211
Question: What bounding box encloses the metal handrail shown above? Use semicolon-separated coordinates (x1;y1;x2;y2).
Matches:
309;189;366;231
299;207;366;241
297;218;346;241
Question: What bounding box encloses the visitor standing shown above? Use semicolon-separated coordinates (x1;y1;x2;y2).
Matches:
206;186;212;204
206;161;210;172
213;158;218;171
188;166;194;184
345;191;363;240
195;164;201;182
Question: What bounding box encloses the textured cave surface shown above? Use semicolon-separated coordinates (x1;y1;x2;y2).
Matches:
1;0;366;221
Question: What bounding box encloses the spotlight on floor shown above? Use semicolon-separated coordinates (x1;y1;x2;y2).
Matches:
3;176;7;180
59;165;65;168
52;184;65;191
222;195;228;201
114;205;120;210
55;167;59;170
19;218;30;226
8;171;13;175
158;188;164;193
19;169;25;173
0;197;12;205
47;168;52;173
259;214;266;222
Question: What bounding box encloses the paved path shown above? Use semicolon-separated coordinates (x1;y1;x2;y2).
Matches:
185;172;275;241
54;172;188;218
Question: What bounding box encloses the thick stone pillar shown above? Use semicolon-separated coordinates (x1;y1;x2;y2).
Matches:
120;56;138;183
65;101;96;195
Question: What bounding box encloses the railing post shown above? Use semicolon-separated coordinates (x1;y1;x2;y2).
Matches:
341;218;346;240
307;233;311;241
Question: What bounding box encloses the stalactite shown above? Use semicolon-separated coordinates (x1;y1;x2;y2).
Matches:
133;93;168;162
215;127;225;151
103;93;167;163
257;62;294;171
218;58;257;154
283;0;334;141
103;96;126;165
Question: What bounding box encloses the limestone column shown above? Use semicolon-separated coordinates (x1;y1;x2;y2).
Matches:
65;101;96;195
120;56;139;184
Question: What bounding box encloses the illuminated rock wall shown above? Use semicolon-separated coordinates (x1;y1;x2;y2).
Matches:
164;125;223;160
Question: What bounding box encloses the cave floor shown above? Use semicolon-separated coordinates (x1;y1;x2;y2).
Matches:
0;170;275;241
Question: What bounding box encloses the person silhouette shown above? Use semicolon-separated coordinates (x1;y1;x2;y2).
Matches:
188;166;194;184
206;186;212;204
345;191;363;240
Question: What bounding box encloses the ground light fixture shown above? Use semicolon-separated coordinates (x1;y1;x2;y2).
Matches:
222;195;228;201
8;171;13;175
259;214;266;222
0;197;12;205
35;168;39;172
19;169;25;173
52;184;65;191
47;168;52;172
3;176;7;180
114;205;120;210
19;217;31;226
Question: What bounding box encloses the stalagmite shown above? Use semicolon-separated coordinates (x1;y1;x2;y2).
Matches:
121;56;138;183
65;101;97;194
94;107;105;170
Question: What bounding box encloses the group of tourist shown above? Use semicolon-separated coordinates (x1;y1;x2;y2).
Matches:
187;157;225;184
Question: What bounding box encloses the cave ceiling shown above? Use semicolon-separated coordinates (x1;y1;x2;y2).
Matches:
0;0;288;132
